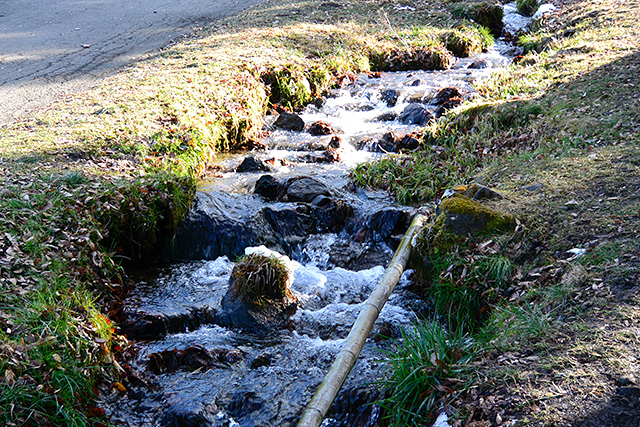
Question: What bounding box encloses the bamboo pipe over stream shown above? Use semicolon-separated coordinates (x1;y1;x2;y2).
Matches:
297;213;427;427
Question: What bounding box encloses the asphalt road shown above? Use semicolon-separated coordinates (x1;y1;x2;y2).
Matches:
0;0;265;125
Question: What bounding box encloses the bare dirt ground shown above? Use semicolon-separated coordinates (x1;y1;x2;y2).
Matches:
0;0;265;124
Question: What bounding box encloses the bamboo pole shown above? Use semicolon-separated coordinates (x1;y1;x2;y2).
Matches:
297;213;426;427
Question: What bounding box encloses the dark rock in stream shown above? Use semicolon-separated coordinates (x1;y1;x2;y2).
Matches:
159;397;216;427
123;306;217;340
273;112;305;131
263;205;313;240
254;175;280;201
432;87;464;118
380;88;400;107
279;176;331;202
399;103;434;125
432;87;463;106
312;196;353;233
372;111;397;122
236;156;272;173
307;120;342;135
328;241;393;272
398;131;423;151
148;346;243;374
326;386;386;427
166;192;279;260
375;131;400;152
356;207;413;244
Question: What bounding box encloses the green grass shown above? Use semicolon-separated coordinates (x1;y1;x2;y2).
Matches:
379;320;475;426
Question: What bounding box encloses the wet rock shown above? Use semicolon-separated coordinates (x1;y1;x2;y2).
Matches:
437;193;516;236
469;58;489;69
434;97;463;118
432;87;463;106
279;176;331;202
307;120;342;136
398;132;423;151
617;376;637;387
263;205;312;239
254;175;280;201
356;207;413;244
375;131;400;152
408;78;425;86
399;103;434;125
380;88;400;107
148;345;243;374
311;196;354;233
328;241;393;271
373;111;397;122
311;97;325;109
236;156;272;173
353;136;376;151
274;112;305;131
167;192;266;260
123;305;218;340
159;397;216;427
226;391;265;418
250;353;272;369
327;387;386;427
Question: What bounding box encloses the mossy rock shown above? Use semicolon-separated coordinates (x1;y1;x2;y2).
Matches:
442;27;484;57
382;46;455;72
436;193;515;236
517;0;539;17
471;3;504;37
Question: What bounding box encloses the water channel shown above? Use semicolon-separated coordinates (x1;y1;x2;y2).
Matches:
101;9;532;424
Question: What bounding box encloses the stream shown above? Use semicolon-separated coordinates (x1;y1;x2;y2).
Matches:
101;10;531;425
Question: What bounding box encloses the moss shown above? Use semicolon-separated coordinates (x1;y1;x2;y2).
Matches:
437;193;516;236
442;25;489;57
471;2;504;37
517;0;539;17
230;254;294;309
380;45;455;72
97;172;195;262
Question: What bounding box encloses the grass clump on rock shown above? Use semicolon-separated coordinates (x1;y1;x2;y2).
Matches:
442;25;494;57
230;253;295;309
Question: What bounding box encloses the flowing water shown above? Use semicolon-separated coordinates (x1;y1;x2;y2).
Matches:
102;31;523;427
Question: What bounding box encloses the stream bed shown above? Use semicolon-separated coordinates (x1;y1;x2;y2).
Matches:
101;28;524;427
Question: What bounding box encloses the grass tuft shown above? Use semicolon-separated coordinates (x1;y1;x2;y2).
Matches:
379;320;475;427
